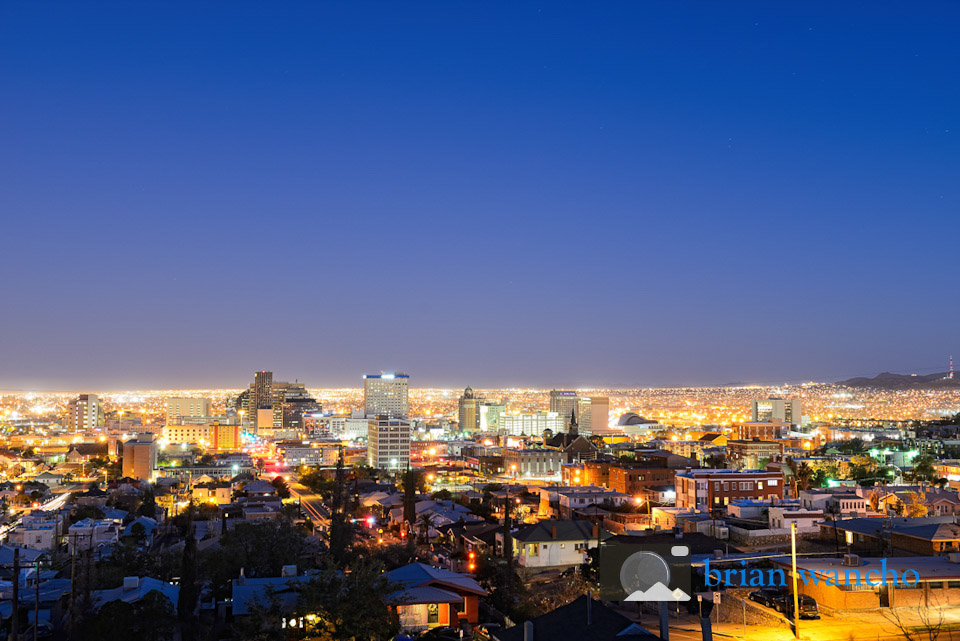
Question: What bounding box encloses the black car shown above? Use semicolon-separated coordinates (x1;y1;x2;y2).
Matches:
774;594;820;619
748;588;784;608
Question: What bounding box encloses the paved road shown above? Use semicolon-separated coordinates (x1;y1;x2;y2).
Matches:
288;481;330;531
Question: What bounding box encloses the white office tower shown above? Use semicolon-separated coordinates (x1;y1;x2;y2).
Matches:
367;417;411;470
500;411;565;437
479;402;506;431
66;394;102;432
363;373;410;418
165;397;212;425
751;398;802;425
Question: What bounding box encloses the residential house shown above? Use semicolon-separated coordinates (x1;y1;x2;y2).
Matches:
502;520;604;569
493;595;658;641
385;563;487;632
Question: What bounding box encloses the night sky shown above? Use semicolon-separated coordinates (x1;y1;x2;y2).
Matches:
1;2;958;390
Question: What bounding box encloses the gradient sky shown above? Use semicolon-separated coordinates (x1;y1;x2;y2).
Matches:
1;2;958;391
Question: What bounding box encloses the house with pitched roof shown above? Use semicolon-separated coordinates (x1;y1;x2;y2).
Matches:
493;595;658;641
384;562;487;633
499;519;605;569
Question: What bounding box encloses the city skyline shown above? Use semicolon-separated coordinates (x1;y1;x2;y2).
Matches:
3;2;958;389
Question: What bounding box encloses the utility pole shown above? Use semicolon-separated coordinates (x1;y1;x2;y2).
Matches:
68;534;77;640
34;558;40;641
12;546;20;641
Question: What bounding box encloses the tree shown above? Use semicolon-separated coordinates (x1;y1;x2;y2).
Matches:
883;596;945;641
474;554;531;621
234;561;400;641
138;489;157;518
794;462;814;491
200;520;321;599
908;455;939;485
83;591;177;641
417;512;436;544
905;491;929;518
270;476;291;499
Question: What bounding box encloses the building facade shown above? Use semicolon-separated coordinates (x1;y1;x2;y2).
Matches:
66;394;103;432
367;417;411;470
751;398;802;425
165;397;212;425
121;433;159;481
675;469;784;511
549;390;579;429
364;373;410;419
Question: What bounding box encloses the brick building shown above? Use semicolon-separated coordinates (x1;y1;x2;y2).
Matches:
675;468;784;511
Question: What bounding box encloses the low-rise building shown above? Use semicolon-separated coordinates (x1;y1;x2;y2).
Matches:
726;438;784;469
675;468;784;511
502;449;563;480
502;520;603;569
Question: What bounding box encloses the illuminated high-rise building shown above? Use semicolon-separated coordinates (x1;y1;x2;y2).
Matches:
458;386;481;432
367;417;411;470
479;401;506;431
66;394;103;432
165;397;212;425
251;370;274;430
577;396;610;436
364;373;409;419
751;398;802;426
549;389;579;430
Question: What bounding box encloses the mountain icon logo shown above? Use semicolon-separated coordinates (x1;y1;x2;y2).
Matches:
625;582;691;602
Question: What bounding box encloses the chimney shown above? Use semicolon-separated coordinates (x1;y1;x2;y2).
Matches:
281;565;297;577
123;576;139;591
592;524;599;538
524;621;534;641
552;525;558;539
586;591;592;625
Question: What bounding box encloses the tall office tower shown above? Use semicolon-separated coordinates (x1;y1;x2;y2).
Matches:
121;433;158;481
751;398;802;426
271;382;321;430
251;370;274;430
367;417;411;470
576;396;611;437
165;397;212;425
66;394;103;432
458;386;482;432
364;373;409;419
549;390;579;430
479;401;506;431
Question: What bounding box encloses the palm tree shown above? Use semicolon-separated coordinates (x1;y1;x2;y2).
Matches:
417;512;436;544
794;462;814;492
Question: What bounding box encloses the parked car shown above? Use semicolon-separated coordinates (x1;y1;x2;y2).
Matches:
774;594;820;619
749;588;784;608
474;623;502;640
417;626;460;641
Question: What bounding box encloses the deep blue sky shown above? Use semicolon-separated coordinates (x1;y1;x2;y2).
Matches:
1;2;958;391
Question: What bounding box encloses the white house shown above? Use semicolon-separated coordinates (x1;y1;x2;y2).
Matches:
768;506;825;530
500;520;602;569
68;518;120;553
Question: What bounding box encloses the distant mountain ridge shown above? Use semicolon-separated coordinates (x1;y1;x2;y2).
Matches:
837;371;960;390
